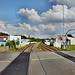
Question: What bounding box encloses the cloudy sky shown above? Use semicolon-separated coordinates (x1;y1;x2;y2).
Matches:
0;0;75;38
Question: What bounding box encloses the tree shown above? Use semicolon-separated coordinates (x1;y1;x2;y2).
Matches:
11;40;16;48
21;35;27;39
5;41;13;49
0;32;9;36
16;38;20;45
41;39;45;44
1;44;4;47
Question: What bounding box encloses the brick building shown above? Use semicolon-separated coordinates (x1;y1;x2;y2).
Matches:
0;36;8;41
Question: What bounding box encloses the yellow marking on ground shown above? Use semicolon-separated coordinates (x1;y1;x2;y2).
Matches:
24;47;31;52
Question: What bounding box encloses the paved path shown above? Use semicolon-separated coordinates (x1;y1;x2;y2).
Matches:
62;51;75;57
30;51;75;75
0;52;20;73
1;52;30;75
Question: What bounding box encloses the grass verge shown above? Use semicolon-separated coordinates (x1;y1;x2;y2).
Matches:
37;42;43;51
50;46;63;51
50;45;75;51
66;45;75;51
0;44;30;52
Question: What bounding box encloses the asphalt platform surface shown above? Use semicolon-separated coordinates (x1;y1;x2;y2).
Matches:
0;52;30;75
30;52;75;75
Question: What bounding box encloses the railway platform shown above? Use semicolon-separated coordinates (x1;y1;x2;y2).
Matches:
0;43;75;75
30;52;75;75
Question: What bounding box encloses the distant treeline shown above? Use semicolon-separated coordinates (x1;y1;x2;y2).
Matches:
0;32;9;36
14;35;28;39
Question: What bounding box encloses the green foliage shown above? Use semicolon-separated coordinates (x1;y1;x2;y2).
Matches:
17;44;29;50
50;45;75;51
37;43;43;51
41;39;45;44
21;35;27;39
37;46;43;51
1;44;4;47
11;40;16;48
0;32;9;36
16;38;20;45
6;48;18;52
29;38;43;42
6;44;30;52
66;45;75;51
14;35;27;39
50;46;62;51
45;38;51;40
5;41;13;49
5;40;16;50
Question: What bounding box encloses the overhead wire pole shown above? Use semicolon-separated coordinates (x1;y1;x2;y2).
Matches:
63;5;66;49
66;29;75;34
63;5;64;37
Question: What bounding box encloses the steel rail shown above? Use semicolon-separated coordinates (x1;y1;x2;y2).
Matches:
39;43;58;52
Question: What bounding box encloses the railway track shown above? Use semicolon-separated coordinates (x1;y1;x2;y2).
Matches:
22;43;35;52
38;43;75;62
38;43;58;52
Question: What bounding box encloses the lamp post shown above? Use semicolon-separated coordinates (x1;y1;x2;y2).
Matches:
63;5;64;37
63;5;66;49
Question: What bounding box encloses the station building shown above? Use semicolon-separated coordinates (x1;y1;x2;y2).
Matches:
45;40;50;45
0;36;21;46
54;34;75;48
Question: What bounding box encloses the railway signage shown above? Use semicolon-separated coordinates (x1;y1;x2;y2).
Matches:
58;35;66;42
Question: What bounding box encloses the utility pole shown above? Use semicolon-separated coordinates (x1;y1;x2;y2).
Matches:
63;5;66;49
63;5;64;37
28;35;30;42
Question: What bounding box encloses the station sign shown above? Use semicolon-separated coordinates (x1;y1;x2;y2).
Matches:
58;35;66;42
0;40;6;42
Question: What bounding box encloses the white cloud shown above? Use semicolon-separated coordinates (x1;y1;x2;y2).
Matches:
23;23;32;30
17;5;75;23
7;24;17;30
0;21;5;28
41;5;75;23
6;23;40;35
50;0;75;7
0;20;75;38
32;26;40;32
65;22;75;32
18;23;40;33
39;24;56;33
17;8;41;22
18;23;23;27
0;20;56;38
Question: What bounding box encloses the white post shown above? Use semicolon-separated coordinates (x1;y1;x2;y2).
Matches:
63;5;66;49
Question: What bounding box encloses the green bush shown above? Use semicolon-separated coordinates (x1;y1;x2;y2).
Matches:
6;40;17;50
1;44;4;47
11;40;16;48
5;41;13;49
16;38;20;45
